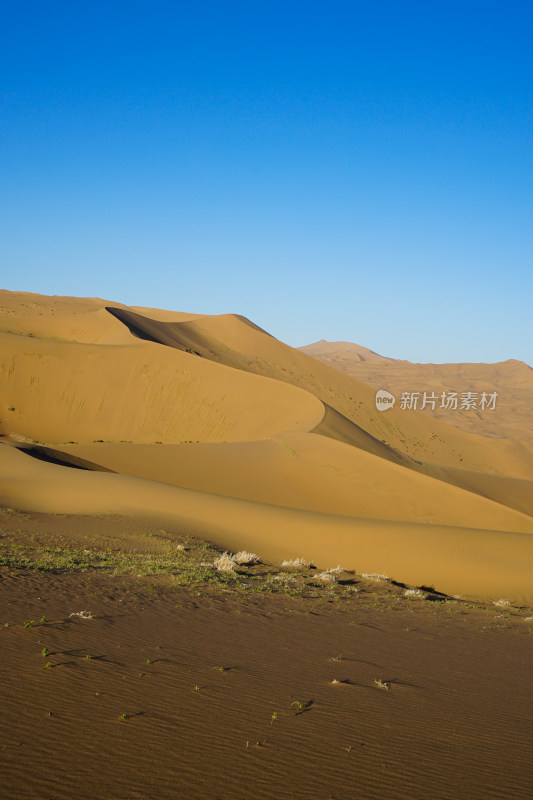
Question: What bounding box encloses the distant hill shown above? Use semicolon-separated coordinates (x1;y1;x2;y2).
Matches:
299;340;392;362
299;340;533;442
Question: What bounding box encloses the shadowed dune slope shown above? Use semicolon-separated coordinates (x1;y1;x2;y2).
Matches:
410;463;533;519
13;443;116;472
2;444;533;604
312;403;406;465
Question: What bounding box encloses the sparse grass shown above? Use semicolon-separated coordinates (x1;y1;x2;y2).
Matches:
0;527;525;617
290;699;312;714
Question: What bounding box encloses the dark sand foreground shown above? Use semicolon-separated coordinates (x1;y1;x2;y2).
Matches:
1;511;532;800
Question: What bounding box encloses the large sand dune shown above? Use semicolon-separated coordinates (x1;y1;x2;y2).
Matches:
105;305;533;477
2;444;533;604
58;435;533;532
1;290;532;603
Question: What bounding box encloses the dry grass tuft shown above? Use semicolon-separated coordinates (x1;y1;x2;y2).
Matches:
315;571;337;584
233;551;261;565
69;610;94;620
404;588;426;599
281;558;313;569
213;552;237;573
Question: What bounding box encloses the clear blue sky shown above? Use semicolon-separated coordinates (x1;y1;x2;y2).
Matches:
1;1;532;364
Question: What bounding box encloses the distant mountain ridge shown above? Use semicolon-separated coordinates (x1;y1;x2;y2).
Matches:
299;340;392;363
299;340;533;441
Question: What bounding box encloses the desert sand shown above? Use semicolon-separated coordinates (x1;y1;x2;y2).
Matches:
1;290;532;798
1;290;533;602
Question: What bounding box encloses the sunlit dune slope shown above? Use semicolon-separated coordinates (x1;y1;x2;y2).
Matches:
59;434;533;532
2;444;533;605
0;290;132;344
0;330;323;444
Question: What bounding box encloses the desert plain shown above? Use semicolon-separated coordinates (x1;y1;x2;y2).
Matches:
1;289;532;799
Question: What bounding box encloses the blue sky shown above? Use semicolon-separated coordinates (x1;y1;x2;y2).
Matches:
1;1;532;364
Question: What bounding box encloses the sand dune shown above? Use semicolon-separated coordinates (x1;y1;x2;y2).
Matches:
105;305;533;479
57;435;533;533
1;290;532;604
2;444;533;604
